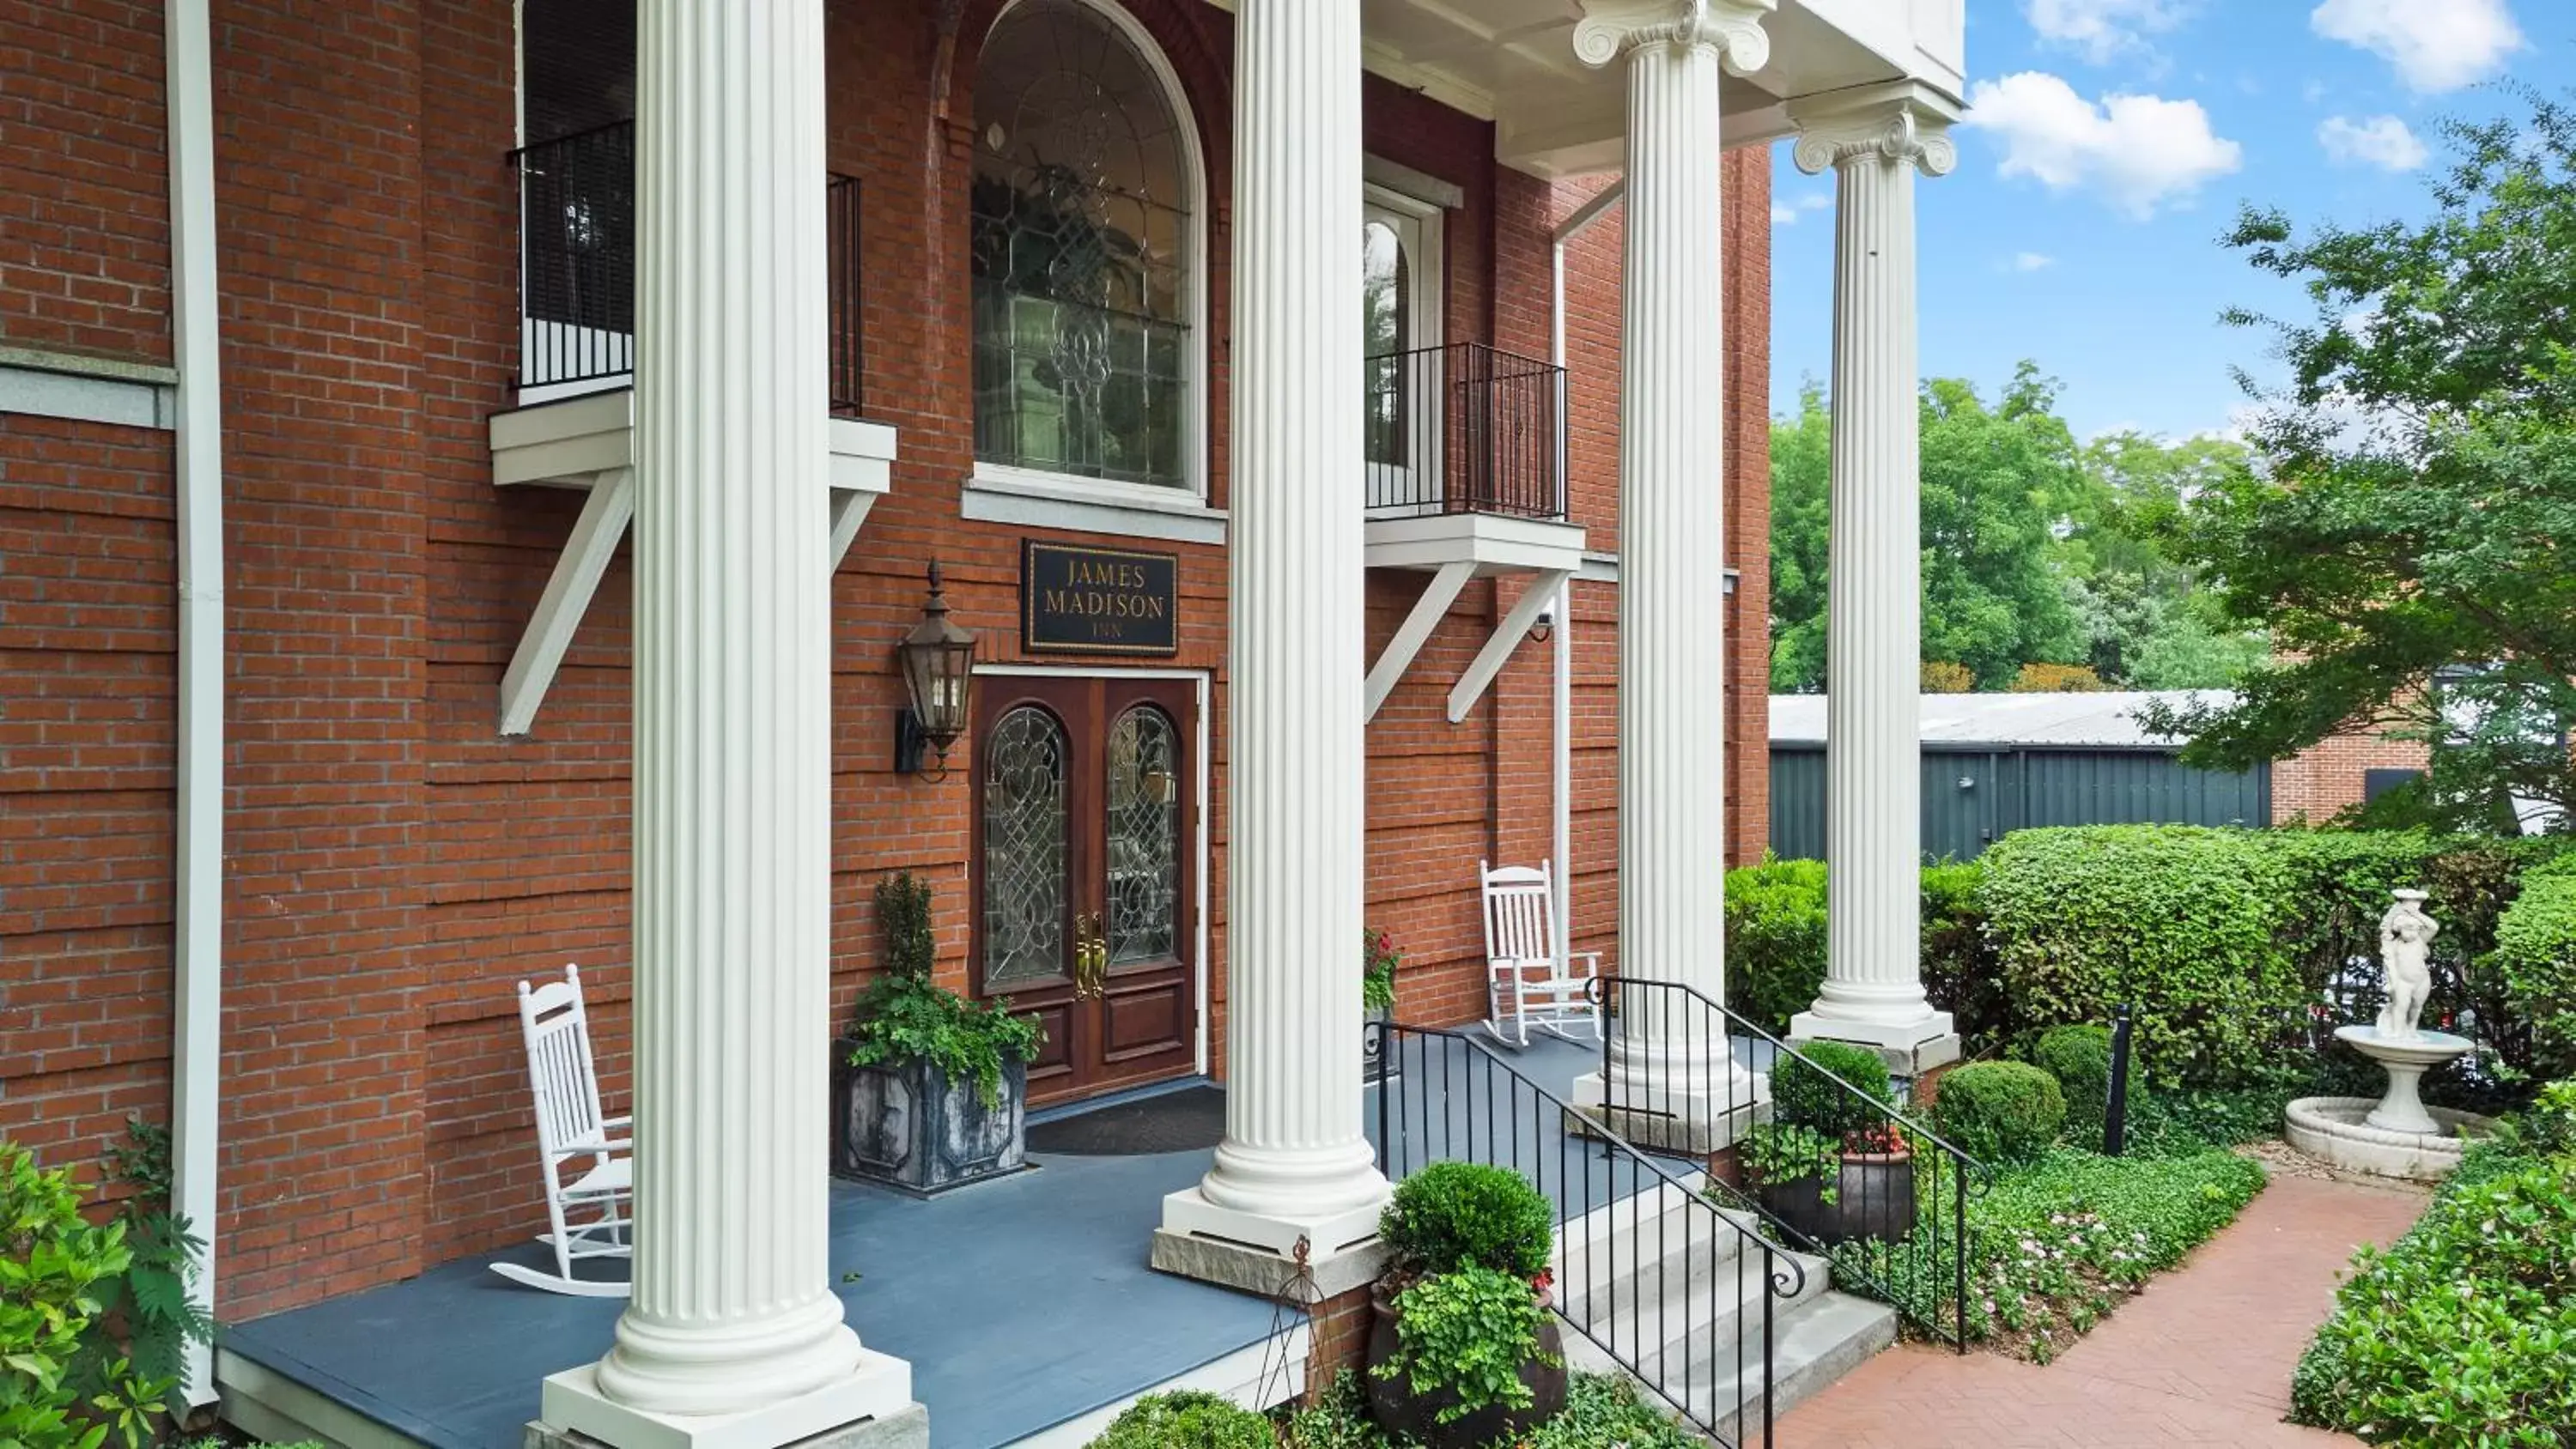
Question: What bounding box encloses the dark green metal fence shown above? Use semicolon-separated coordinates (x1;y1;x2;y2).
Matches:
1767;744;2271;862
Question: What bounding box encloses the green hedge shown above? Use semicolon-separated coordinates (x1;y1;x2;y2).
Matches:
1733;827;2576;1099
2291;1134;2576;1443
2494;874;2576;1080
1982;827;2302;1088
1723;857;1828;1034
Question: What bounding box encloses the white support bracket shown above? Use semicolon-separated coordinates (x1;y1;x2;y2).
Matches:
500;468;635;738
1364;561;1476;721
829;485;874;573
1448;567;1572;723
496;471;880;737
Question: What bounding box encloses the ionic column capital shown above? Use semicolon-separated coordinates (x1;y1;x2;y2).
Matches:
1573;0;1776;76
1790;90;1960;177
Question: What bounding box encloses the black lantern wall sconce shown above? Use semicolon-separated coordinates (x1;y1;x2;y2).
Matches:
895;561;976;780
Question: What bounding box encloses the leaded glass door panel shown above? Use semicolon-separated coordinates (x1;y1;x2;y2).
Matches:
972;673;1195;1105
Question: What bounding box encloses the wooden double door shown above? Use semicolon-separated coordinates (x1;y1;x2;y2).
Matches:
972;674;1198;1106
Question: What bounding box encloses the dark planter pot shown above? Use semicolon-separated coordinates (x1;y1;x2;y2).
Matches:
1364;1285;1567;1449
1834;1149;1916;1246
1755;1150;1916;1247
1363;1005;1400;1085
829;1044;1026;1196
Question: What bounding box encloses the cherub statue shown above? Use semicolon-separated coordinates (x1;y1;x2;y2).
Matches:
2376;889;2439;1040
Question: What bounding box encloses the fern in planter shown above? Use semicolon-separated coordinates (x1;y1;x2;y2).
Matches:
845;872;1042;1111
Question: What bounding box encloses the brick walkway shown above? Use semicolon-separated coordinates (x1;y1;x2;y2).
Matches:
1776;1170;2429;1448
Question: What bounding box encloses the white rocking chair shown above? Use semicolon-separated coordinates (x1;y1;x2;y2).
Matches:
490;965;633;1298
1479;860;1601;1047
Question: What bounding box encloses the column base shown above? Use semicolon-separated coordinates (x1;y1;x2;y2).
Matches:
1787;1009;1960;1079
1567;1066;1766;1155
538;1352;917;1449
1155;1186;1386;1296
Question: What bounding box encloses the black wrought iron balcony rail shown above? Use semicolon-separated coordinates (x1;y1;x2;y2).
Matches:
1364;341;1568;521
508;119;866;416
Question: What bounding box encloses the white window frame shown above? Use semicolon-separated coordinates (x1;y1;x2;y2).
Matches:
964;0;1212;518
1363;183;1446;518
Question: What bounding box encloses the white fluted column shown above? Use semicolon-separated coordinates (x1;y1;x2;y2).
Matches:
538;3;914;1446
1565;0;1772;1152
1157;0;1387;1274
1789;87;1964;1077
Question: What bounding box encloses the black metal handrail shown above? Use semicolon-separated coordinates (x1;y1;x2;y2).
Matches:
1373;1020;1801;1446
1590;977;1987;1352
507;120;864;415
1364;342;1567;520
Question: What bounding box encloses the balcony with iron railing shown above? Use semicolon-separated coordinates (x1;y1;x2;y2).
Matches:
1358;341;1587;722
1364;342;1569;522
486;118;896;737
505;118;866;416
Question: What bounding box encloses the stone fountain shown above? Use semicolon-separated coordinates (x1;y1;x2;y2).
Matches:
2284;889;2493;1180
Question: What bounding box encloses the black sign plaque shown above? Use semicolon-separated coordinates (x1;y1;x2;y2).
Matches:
1021;541;1181;657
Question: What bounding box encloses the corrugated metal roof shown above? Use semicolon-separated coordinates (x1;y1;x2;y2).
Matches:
1768;690;2236;748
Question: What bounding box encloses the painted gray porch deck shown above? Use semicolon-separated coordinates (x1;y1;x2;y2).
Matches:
217;1031;1763;1449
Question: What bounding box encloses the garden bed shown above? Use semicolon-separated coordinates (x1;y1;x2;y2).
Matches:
1829;1145;2267;1363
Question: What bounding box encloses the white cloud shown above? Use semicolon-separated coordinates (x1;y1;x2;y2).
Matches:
2024;0;2190;64
1962;72;2245;219
2012;252;2057;272
2318;114;2428;170
1769;193;1832;227
2311;0;2522;94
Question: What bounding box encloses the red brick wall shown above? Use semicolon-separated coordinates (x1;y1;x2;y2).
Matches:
204;0;437;1313
0;0;172;364
2272;730;2431;826
0;415;179;1171
0;0;1777;1319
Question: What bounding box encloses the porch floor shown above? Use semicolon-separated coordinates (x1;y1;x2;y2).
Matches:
216;1032;1717;1449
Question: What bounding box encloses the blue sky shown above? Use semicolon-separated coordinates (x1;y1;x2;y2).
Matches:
1767;0;2573;442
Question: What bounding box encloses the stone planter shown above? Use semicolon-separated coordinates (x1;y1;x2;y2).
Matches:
830;1044;1026;1196
1364;1283;1566;1449
1364;1005;1400;1085
1754;1149;1915;1247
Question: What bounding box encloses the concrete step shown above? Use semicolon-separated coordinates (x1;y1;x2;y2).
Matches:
1556;1178;1763;1323
1558;1237;1829;1387
1558;1264;1895;1441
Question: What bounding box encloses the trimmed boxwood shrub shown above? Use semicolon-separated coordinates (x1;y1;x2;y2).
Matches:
1088;1391;1273;1449
2027;1024;2112;1143
1377;1161;1552;1278
1980;827;2301;1087
1769;1040;1895;1137
2494;873;2576;1079
1930;1061;2064;1164
1723;857;1829;1035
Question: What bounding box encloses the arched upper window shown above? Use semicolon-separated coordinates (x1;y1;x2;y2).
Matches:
970;0;1198;493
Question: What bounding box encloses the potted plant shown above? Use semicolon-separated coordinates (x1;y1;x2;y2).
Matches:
831;871;1043;1195
1363;927;1400;1084
1364;1162;1566;1447
1744;1040;1915;1247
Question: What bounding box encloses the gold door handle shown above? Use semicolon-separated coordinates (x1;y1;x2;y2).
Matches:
1072;914;1106;998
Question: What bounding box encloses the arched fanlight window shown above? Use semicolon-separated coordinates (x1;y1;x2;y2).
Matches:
970;0;1195;491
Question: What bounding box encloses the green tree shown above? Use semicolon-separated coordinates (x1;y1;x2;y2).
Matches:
1770;367;2087;692
1918;367;2086;688
1768;384;1832;692
2142;88;2576;831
